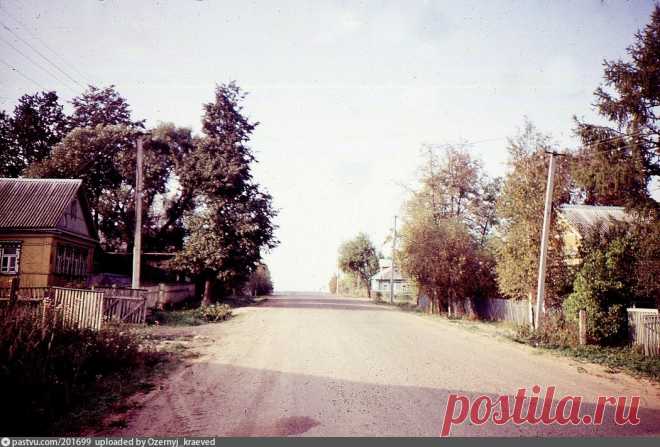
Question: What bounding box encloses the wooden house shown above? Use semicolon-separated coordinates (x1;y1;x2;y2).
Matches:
0;178;98;287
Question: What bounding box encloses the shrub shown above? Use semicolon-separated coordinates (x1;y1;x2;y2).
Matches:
563;225;637;345
195;303;232;322
0;306;161;434
514;310;578;348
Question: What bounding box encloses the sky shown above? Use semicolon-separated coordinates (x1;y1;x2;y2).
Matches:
0;0;657;291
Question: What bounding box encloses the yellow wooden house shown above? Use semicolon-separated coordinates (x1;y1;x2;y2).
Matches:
0;178;99;288
557;204;631;265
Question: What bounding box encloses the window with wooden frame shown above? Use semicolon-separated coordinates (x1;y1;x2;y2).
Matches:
55;244;89;277
0;241;21;274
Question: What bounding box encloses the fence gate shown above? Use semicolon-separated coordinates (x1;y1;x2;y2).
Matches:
643;315;660;357
51;287;104;330
93;287;147;324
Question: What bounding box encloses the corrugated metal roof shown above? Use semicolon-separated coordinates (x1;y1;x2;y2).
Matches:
0;178;82;229
558;204;631;236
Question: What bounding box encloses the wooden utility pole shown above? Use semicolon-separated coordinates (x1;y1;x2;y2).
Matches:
132;134;145;290
389;215;397;304
579;310;587;346
534;151;559;330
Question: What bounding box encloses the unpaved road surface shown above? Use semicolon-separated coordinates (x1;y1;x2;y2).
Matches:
107;293;660;436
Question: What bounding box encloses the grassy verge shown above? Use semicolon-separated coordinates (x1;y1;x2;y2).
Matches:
509;337;660;381
384;301;660;382
53;333;180;434
148;303;233;326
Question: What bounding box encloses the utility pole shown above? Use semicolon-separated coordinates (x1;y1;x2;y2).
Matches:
132;134;145;290
389;215;397;304
535;151;560;330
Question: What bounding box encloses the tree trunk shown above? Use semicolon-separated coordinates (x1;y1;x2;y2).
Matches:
364;278;371;298
528;289;535;330
201;276;214;307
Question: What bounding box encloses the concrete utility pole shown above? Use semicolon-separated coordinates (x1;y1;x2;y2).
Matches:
534;151;559;330
389;215;397;304
132;134;145;290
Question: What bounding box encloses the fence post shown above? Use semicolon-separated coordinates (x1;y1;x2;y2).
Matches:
8;277;19;308
579;310;587;346
527;291;535;329
158;283;165;310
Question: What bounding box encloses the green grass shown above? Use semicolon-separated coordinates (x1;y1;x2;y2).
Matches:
53;341;177;435
552;345;660;380
148;308;208;326
387;302;660;382
148;303;233;326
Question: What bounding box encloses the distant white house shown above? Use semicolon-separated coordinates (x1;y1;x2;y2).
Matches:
371;264;412;295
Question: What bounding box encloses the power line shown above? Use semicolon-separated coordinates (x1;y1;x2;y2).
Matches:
0;6;93;85
0;34;77;94
0;21;84;89
0;57;47;90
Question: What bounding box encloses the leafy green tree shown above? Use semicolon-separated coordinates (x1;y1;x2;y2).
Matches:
399;144;498;313
0;91;68;176
69;85;142;129
27;125;133;227
494;120;573;310
26;123;193;251
573;5;660;210
0;111;19;177
338;233;379;298
563;225;637;345
173;83;278;305
400;211;496;315
247;264;274;296
174;188;277;305
328;274;338;294
409;145;500;244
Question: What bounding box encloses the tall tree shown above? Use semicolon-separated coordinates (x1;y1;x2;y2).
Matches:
573;5;660;209
0;111;19;177
174;189;277;306
0;91;68;176
494;120;573;310
338;233;379;298
400;146;497;314
69;85;142;129
26;125;134;231
26;123;192;251
173;83;278;305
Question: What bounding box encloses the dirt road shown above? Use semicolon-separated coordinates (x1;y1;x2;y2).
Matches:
107;293;660;436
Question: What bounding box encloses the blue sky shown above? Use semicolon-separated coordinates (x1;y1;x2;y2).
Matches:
0;0;656;290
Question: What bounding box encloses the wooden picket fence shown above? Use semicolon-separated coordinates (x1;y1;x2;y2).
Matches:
0;286;51;300
474;298;530;326
627;308;660;357
1;283;147;329
91;286;147;324
642;315;660;357
50;287;105;330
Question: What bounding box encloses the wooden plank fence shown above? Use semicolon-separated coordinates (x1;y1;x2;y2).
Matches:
2;285;148;328
642;315;660;357
51;287;105;330
628;308;660;356
144;283;196;309
474;298;530;326
0;286;50;300
92;286;147;324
